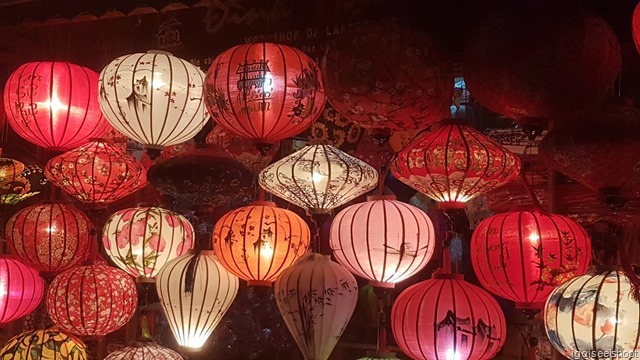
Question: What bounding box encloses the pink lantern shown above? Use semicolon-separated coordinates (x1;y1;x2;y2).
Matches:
0;256;45;325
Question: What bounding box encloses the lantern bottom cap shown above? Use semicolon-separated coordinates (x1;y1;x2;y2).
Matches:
246;280;274;287
136;276;156;284
437;201;467;209
515;301;545;310
369;280;395;289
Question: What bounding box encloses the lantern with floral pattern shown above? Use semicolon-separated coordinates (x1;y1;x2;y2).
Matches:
0;328;87;360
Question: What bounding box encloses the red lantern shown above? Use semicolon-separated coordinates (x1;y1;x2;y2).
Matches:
204;43;326;147
471;211;592;309
47;264;137;336
0;256;45;325
634;2;640;55
6;203;94;274
3;61;110;150
391;120;521;209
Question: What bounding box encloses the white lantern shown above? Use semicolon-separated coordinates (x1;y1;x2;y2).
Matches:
98;51;208;149
156;251;239;349
104;342;183;360
274;252;358;360
259;144;378;214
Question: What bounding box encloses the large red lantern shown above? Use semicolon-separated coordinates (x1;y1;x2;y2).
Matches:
204;43;326;148
0;256;45;325
3;61;110;150
471;211;591;309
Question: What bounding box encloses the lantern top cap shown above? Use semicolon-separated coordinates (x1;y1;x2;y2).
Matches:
432;272;464;280
146;50;174;56
367;195;397;201
249;201;277;207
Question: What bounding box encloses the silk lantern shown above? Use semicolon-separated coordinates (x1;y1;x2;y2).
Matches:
98;51;208;149
6;203;93;274
3;61;110;150
104;342;183;360
275;253;358;360
103;207;195;279
156;251;239;349
205;126;280;172
204;42;326;148
0;157;24;179
471;211;591;309
0;256;45;325
0;328;87;360
0;163;48;206
330;195;436;288
47;264;138;336
391;121;521;209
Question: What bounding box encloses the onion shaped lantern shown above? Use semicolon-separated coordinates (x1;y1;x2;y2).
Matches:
104;342;183;360
0;328;87;360
0;256;45;325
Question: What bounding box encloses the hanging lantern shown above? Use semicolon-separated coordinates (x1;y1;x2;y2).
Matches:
3;61;110;150
274;253;358;360
204;42;326;148
391;120;521;209
0;157;24;179
0;256;45;325
156;251;239;349
104;342;183;360
330;195;436;288
205;126;280;172
0;164;49;206
98;51;208;149
0;328;87;360
259;144;378;214
212;201;310;286
471;211;591;309
6;203;94;274
45;139;147;204
46;264;138;336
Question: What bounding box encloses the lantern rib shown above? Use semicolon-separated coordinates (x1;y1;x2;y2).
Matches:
30;62;50;148
461;126;493;202
157;55;171;144
104;54;139;141
516;212;530;304
165;261;184;345
528;211;545;302
465;281;495;359
569;273;597;353
350;202;371;281
497;214;518;300
613;271;621;354
429;280;445;360
387;201;409;282
364;202;378;282
131;55;151;145
219;46;248;138
240;44;261;139
590;274;607;352
59;62;74;147
260;43;270;140
321;145;335;211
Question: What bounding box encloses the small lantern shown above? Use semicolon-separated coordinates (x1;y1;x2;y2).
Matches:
0;256;45;325
0;328;88;360
104;342;183;360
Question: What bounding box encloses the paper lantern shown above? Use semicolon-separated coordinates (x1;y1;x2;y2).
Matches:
0;256;45;325
391;120;521;209
98;51;208;149
274;253;358;360
6;203;93;273
204;42;326;147
47;264;138;336
212;201;310;285
205;126;279;172
45;139;147;204
0;163;49;205
103;207;195;279
259;144;378;214
471;211;591;309
0;328;87;360
391;272;507;360
3;61;110;150
104;342;183;360
156;251;239;349
330;195;436;288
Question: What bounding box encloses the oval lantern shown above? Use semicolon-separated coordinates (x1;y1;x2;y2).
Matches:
104;342;183;360
204;43;326;148
156;251;239;349
212;201;310;286
45;139;147;204
103;207;195;279
391;271;507;360
275;253;358;360
205;126;280;172
391;120;521;209
471;211;591;309
0;328;88;360
98;51;208;149
330;195;436;288
6;203;94;274
0;256;45;325
47;264;138;336
3;61;110;150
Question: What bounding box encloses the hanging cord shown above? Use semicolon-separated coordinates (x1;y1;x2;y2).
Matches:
519;167;541;210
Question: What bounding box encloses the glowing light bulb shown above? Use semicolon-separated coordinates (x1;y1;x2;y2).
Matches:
446;349;460;360
528;233;540;244
0;283;7;298
311;172;325;183
45;225;58;233
261;244;274;259
153;72;166;89
263;73;274;94
42;95;68;112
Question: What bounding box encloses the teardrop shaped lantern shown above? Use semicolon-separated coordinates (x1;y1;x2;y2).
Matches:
471;211;592;309
0;328;88;360
3;61;110;150
205;43;326;148
259;144;378;214
104;342;183;360
330;195;436;288
0;256;45;325
45;139;147;204
274;253;358;360
103;207;195;279
156;251;239;349
98;52;208;149
391;120;521;209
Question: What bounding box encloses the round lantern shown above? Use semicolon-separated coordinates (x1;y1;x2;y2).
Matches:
3;61;110;150
391;120;521;209
212;201;310;286
156;251;239;349
103;206;195;279
274;253;358;360
6;203;93;273
391;271;507;360
204;42;326;147
205;126;280;172
544;270;640;359
104;342;183;360
98;51;208;149
0;163;49;206
0;256;45;325
47;264;138;336
0;328;87;360
259;144;378;214
45;139;147;204
330;195;436;288
471;211;591;309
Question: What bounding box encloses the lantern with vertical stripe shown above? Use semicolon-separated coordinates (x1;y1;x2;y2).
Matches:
0;256;45;325
104;342;183;360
